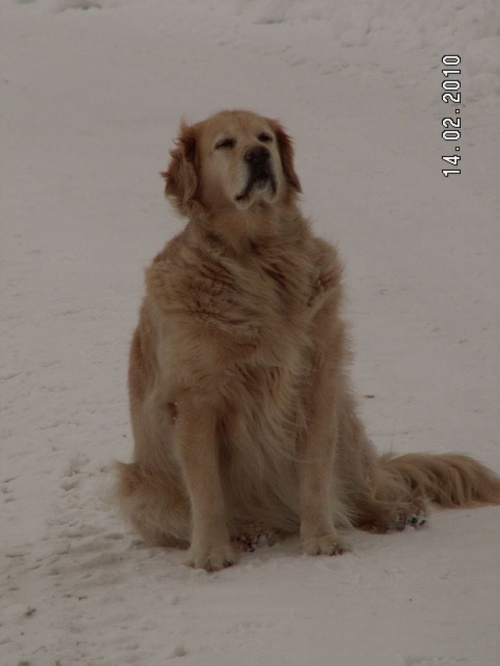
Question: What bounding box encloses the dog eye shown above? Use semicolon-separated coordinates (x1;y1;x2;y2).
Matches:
257;133;272;143
215;138;235;149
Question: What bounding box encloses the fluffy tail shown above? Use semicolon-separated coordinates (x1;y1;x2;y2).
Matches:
379;453;500;507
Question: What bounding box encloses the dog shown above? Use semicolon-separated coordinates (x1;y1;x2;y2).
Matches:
117;109;500;571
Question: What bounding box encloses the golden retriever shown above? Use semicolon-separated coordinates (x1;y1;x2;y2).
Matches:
117;109;500;571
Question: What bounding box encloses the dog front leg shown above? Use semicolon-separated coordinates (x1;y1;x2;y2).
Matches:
299;371;349;556
174;390;236;571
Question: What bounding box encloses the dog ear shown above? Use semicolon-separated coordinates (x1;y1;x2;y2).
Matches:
161;122;199;215
269;120;302;194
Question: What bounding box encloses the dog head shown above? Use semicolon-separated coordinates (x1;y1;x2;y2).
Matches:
163;110;302;217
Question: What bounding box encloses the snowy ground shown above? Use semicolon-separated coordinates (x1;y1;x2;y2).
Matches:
1;1;500;664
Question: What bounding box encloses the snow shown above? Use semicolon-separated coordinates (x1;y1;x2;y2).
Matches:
1;0;499;664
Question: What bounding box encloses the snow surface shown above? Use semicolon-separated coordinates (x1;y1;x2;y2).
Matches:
1;0;499;664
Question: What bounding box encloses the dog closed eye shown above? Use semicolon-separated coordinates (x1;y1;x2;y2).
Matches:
257;133;272;143
215;138;235;149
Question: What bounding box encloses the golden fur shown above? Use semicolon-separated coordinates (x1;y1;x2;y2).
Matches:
117;110;500;571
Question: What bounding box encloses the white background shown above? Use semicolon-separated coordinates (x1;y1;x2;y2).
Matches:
1;1;499;664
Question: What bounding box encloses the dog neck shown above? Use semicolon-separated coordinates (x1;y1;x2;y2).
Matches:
187;200;306;257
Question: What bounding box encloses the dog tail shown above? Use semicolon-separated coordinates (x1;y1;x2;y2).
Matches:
379;452;500;507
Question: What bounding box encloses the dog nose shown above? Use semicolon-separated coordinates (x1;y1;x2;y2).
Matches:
245;145;270;165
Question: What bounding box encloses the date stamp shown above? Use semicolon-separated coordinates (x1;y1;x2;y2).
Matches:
441;54;462;177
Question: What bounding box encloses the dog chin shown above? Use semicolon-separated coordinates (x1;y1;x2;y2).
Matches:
234;181;278;210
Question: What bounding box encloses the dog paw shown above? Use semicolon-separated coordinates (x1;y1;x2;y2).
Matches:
185;542;237;572
231;530;276;552
405;505;428;529
390;502;428;532
302;533;349;556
